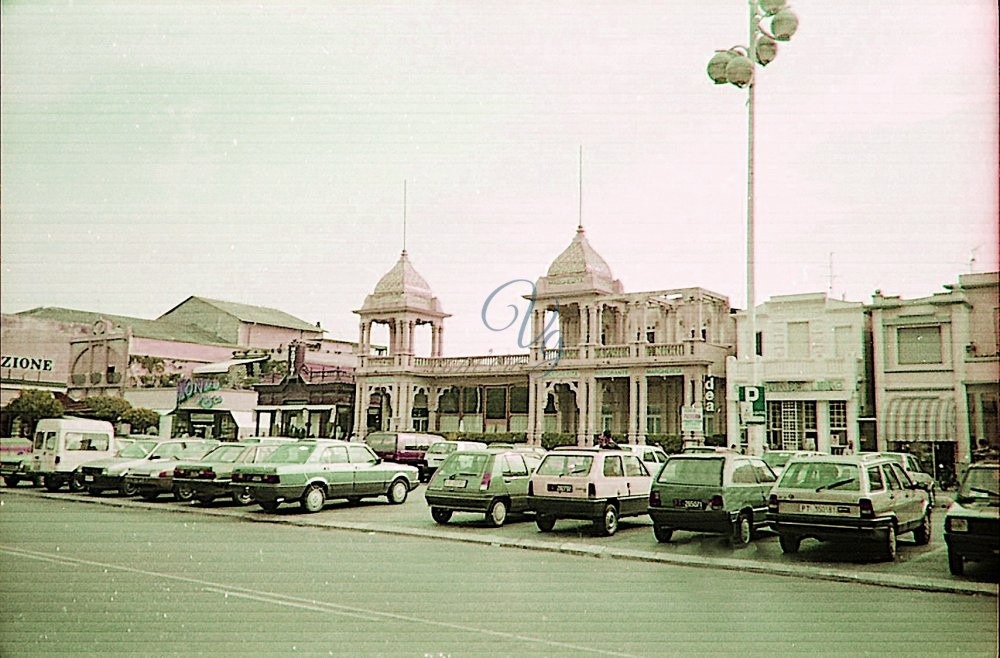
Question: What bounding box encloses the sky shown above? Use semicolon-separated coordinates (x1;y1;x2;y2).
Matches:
2;0;997;357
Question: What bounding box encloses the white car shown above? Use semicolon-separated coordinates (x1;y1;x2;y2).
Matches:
618;444;668;477
422;440;488;482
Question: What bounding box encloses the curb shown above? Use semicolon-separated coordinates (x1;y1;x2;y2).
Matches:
4;488;996;598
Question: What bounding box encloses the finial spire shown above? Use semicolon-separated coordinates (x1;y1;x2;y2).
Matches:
578;145;583;231
402;180;407;254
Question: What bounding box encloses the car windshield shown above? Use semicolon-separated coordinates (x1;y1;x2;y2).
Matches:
265;444;320;465
117;441;157;458
437;453;490;477
958;466;999;500
535;454;593;477
779;462;861;491
762;452;792;469
427;443;455;455
201;445;246;463
657;458;723;486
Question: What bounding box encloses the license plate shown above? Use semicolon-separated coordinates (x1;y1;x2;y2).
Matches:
674;499;705;510
444;479;467;488
84;475;94;483
548;483;573;493
799;503;837;514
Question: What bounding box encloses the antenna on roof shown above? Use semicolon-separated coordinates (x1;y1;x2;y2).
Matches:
578;145;583;231
827;252;838;296
402;180;407;254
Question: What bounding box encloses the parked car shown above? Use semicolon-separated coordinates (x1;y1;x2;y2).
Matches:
1;437;36;487
173;439;293;505
231;440;419;513
648;452;777;546
762;450;823;478
680;446;736;455
29;417;116;491
364;431;445;474
424;448;539;526
767;454;932;561
864;451;937;505
944;460;999;576
77;439;187;496
123;440;219;501
619;444;669;477
528;448;652;536
422;440;488;482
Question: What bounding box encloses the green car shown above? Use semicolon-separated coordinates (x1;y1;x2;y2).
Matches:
173;440;291;506
230;440;419;513
944;460;999;576
424;449;541;527
648;453;778;546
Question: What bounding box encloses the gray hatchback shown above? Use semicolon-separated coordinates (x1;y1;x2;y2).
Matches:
424;449;541;527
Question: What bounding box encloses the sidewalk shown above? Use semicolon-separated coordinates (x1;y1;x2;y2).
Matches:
7;487;996;598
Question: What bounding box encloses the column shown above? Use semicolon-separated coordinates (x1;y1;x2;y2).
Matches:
437;325;445;357
407;320;415;355
428;387;439;433
628;375;639;444
596;305;604;345
638;374;648;445
431;324;439;357
578;305;587;346
534;379;546;443
589;376;602;445
527;375;537;444
816;400;831;453
575;381;587;446
588;305;598;343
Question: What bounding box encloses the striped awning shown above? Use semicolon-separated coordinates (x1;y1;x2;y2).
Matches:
885;396;956;442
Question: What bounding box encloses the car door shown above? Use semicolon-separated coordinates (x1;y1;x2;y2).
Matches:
500;453;531;512
348;445;385;495
748;458;778;518
623;455;650;516
730;459;762;516
887;462;921;528
880;463;907;522
319;446;353;497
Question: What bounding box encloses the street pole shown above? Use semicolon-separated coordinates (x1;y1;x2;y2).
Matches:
746;0;764;456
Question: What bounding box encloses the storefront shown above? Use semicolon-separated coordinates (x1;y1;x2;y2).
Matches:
172;378;258;440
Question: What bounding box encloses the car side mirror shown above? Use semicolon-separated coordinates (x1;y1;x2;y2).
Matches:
374;457;382;464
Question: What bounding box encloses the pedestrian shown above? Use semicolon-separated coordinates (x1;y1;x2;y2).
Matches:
597;429;619;450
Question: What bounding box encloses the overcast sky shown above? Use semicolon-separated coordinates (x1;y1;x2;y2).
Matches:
2;0;997;357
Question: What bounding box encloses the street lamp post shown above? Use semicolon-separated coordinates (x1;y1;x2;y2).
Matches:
707;0;798;455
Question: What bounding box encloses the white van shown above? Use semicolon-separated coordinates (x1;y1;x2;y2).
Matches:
30;417;116;491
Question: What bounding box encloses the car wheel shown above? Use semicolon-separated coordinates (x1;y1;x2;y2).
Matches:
431;507;452;524
232;488;253;506
535;514;556;532
653;525;674;543
4;476;21;488
596;503;619;537
912;511;932;546
43;475;63;492
732;512;752;548
301;485;326;513
259;499;281;513
387;478;409;505
778;534;801;554
120;481;138;497
948;549;964;576
880;524;898;562
174;485;195;502
487;499;508;527
68;472;86;492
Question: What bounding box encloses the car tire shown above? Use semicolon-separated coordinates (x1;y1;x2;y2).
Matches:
948;549;964;576
174;485;195;502
120;481;138;497
732;512;752;548
69;472;86;492
653;525;674;543
301;485;326;513
4;476;21;488
880;524;898;562
43;475;63;492
387;478;409;505
487;499;508;527
778;534;801;554
232;488;253;506
259;499;280;513
431;507;452;524
912;511;932;546
535;514;556;532
596;503;619;537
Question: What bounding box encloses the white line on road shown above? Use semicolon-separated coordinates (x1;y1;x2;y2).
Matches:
0;544;638;657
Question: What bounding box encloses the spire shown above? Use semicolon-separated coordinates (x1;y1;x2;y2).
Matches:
578;145;583;231
402;179;408;254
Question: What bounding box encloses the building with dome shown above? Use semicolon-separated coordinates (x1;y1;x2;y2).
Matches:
352;227;736;448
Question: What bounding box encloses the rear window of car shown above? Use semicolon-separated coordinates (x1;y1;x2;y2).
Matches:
958;465;999;500
265;444;320;465
202;445;247;463
779;462;860;491
438;453;490;477
536;454;594;477
118;441;156;458
762;452;792;469
657;457;723;486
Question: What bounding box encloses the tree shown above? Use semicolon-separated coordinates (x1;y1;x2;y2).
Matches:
82;396;132;423
122;407;160;434
3;390;64;437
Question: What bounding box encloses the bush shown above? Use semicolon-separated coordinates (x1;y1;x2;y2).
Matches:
2;390;64;437
82;396;132;422
122;408;160;434
540;433;578;450
645;435;683;454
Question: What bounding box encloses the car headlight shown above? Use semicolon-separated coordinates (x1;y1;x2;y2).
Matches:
947;518;968;532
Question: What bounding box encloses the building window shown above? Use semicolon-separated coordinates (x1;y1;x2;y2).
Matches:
485;387;507;420
829;400;847;451
834;326;853;358
897;325;942;364
787;322;810;359
647;404;662;435
646;329;655;343
767;401;817;451
509;386;528;414
755;331;763;357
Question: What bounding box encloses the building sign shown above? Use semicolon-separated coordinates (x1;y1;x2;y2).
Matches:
595;369;628;378
766;380;845;393
1;355;54;371
738;386;766;424
681;406;703;433
647;368;682;376
177;378;223;409
703;376;717;413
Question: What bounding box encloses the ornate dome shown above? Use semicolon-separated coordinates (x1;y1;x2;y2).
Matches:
373;250;433;298
546;227;614;279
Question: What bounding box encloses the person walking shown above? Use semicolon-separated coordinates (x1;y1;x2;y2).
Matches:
597;429;619;450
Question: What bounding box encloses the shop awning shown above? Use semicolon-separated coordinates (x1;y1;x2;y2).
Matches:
230;411;255;430
885;396;956;442
193;356;268;375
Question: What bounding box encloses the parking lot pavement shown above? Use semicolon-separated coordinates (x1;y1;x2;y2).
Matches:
3;485;995;597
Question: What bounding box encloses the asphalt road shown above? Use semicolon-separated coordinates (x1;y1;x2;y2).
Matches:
1;494;998;657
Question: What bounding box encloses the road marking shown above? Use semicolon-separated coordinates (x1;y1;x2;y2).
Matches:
0;544;637;657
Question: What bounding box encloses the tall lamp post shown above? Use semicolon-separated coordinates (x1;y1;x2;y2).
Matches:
707;0;798;455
